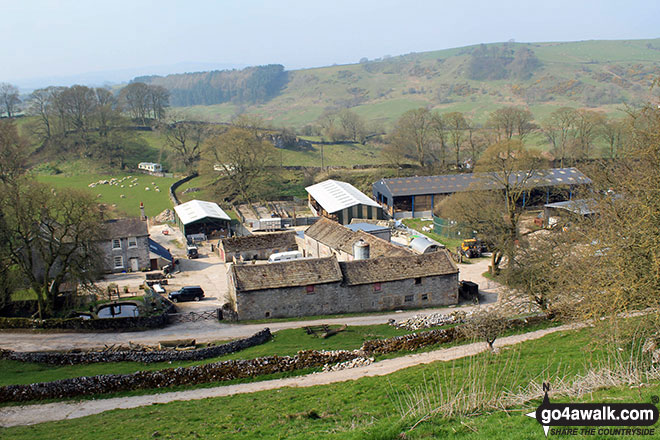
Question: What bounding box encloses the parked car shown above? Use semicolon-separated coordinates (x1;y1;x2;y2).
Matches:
168;286;204;303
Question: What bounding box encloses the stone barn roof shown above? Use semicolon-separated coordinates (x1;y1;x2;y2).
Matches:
305;218;410;258
339;250;458;286
220;231;297;253
231;257;342;292
104;218;149;239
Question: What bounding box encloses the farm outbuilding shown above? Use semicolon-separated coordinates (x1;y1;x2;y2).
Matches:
217;231;298;262
306;179;383;225
372;167;592;218
409;237;443;254
173;199;231;240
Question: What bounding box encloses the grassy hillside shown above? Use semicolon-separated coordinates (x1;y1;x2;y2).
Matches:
3;325;656;439
174;39;660;128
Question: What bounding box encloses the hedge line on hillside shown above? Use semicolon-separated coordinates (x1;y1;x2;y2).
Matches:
2;329;272;365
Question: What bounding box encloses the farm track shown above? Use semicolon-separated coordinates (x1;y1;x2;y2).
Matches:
0;322;582;427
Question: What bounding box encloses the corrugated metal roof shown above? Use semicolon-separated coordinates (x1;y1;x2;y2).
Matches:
346;223;388;233
376;168;591;197
173;200;231;225
305;179;380;213
544;199;597;216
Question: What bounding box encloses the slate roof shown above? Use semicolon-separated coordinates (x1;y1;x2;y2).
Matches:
148;238;173;261
339;250;458;286
232;257;343;292
305;218;410;258
104;218;149;239
220;231;297;253
375;167;591;197
174;200;231;225
305;179;380;213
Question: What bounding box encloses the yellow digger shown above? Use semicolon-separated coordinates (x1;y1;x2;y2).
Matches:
460;239;482;258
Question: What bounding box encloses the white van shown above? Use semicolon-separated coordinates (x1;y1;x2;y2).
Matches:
268;251;303;263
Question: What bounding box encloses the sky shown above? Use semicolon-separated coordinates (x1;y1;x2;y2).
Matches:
2;0;659;87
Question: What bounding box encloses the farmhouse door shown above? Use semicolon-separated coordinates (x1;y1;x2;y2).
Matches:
130;258;139;271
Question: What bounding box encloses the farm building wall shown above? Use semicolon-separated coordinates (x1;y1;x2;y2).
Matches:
100;236;150;273
231;273;458;320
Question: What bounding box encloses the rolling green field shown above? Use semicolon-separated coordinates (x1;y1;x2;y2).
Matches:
173;39;658;129
36;173;179;217
3;326;650;439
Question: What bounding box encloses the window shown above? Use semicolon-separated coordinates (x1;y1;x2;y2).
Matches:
113;256;123;269
306;285;315;294
404;295;414;302
112;239;121;249
414;277;422;285
421;294;428;301
373;282;381;292
128;237;137;248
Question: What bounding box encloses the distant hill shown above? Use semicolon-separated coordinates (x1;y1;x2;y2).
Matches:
132;39;660;127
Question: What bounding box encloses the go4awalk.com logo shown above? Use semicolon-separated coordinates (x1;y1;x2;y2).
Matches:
526;383;659;437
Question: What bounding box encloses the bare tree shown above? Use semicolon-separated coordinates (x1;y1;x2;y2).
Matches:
0;180;104;317
600;117;628;159
389;107;435;167
165;119;207;174
0;120;27;184
444;112;467;168
541;107;576;168
572;109;605;159
0;83;21;118
461;309;509;351
488;106;534;142
204;127;277;202
27;87;59;140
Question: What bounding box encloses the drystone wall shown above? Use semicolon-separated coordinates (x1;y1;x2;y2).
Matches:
0;313;170;331
0;350;359;403
3;329;272;365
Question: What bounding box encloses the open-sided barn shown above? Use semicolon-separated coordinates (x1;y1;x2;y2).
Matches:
372;167;592;218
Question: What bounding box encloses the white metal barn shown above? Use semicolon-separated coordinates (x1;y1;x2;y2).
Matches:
305;179;383;225
173;199;231;239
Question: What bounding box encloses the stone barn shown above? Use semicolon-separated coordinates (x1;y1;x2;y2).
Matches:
303;217;410;261
217;231;298;263
227;251;459;320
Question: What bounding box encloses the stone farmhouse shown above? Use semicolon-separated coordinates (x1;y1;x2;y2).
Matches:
217;231;298;263
101;218;150;273
227;251;458;320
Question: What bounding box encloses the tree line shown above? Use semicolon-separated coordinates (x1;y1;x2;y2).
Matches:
381;105;628;171
134;64;287;107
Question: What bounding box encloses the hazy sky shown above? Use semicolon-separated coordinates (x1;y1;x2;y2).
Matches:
3;0;659;84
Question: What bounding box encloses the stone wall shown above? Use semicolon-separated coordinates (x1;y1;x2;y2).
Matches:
0;350;359;403
3;329;272;365
100;235;150;273
0;312;169;331
234;273;458;320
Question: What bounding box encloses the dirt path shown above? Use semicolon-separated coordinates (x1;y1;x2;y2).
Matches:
0;322;581;428
0;260;500;352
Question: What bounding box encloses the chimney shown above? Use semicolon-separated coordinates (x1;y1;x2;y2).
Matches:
353;239;370;260
140;202;146;221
